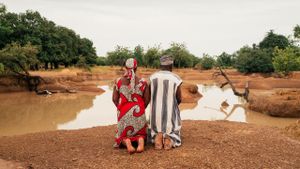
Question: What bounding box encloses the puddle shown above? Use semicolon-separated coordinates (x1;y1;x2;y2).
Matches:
0;84;299;136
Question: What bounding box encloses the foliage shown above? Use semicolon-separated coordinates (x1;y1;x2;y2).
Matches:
259;30;290;50
163;43;195;68
143;46;161;68
198;54;215;70
235;46;273;73
133;45;144;66
96;57;107;66
216;52;235;68
107;46;133;66
294;25;300;39
273;47;300;75
0;62;4;73
0;43;39;75
0;4;97;69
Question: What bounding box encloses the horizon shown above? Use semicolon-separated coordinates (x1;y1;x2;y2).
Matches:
1;0;300;57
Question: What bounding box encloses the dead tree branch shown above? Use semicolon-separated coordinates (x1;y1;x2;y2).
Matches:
213;67;250;102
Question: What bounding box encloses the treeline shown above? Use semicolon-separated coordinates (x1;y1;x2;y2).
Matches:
1;3;300;76
0;4;97;75
99;26;300;75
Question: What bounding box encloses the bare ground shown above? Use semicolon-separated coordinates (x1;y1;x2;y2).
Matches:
0;120;300;169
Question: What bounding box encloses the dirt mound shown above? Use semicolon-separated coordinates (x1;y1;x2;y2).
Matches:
248;89;300;117
181;83;202;103
0;120;299;169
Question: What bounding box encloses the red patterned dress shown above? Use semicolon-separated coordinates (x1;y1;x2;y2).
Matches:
114;78;148;147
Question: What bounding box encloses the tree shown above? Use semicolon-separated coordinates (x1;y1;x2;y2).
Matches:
0;5;98;69
259;30;290;50
163;43;194;68
235;46;273;73
96;56;107;66
0;43;38;75
107;46;133;66
143;46;161;68
198;54;215;70
133;45;144;66
294;25;300;39
0;62;4;73
216;52;234;68
273;47;300;75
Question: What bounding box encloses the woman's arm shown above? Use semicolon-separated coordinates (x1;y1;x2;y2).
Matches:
143;83;151;108
112;85;120;107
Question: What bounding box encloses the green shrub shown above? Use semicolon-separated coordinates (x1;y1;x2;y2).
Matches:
0;63;4;73
273;47;300;75
235;46;273;73
199;54;215;70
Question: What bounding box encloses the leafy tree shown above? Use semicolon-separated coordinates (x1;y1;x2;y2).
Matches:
96;56;107;66
216;52;234;68
0;62;4;73
107;46;133;66
163;43;194;68
0;43;38;75
198;54;215;70
133;45;144;66
0;4;98;69
143;46;161;68
235;46;273;73
273;47;300;75
294;25;300;39
259;30;290;50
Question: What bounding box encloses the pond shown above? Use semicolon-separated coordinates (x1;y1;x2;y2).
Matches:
0;84;299;136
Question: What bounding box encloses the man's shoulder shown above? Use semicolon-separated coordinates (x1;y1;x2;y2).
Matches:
150;71;182;82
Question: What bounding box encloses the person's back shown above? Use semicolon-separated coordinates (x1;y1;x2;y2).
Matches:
149;55;182;150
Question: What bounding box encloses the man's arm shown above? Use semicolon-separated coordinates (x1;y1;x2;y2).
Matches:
176;84;182;105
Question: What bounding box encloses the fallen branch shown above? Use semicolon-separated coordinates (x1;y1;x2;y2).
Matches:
213;67;250;102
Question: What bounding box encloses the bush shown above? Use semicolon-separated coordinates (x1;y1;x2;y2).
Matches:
199;54;215;70
216;52;234;68
96;57;107;66
235;46;273;73
273;47;300;75
0;63;4;73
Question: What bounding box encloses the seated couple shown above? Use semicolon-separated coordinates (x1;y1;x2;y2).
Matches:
112;55;182;154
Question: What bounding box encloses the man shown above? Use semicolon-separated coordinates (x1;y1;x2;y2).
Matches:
149;55;182;150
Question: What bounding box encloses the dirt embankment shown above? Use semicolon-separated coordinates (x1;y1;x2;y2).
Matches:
0;120;299;169
1;67;300;116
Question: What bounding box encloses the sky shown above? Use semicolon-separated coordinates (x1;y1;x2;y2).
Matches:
1;0;300;57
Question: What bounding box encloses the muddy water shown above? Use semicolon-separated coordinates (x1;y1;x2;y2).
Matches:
0;85;299;136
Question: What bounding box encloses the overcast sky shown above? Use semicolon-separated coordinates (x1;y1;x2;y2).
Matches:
2;0;300;56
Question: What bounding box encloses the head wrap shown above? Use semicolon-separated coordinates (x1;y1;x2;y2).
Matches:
160;55;174;65
124;58;137;92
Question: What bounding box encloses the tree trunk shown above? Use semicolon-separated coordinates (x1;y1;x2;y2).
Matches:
45;62;48;70
50;62;54;69
54;62;59;69
35;64;39;70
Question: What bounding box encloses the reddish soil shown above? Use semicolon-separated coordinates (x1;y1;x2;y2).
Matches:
1;67;300;116
0;120;299;169
249;89;300;117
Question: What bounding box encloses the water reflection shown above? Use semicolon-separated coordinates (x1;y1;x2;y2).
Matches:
0;84;299;136
181;84;246;122
0;92;95;136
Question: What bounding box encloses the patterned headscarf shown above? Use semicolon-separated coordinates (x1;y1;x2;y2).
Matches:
124;58;138;92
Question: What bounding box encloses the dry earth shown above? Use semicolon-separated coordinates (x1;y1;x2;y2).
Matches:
0;120;300;169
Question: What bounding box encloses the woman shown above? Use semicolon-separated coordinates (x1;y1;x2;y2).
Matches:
112;58;150;154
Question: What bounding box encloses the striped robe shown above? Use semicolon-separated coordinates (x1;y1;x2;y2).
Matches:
149;70;182;147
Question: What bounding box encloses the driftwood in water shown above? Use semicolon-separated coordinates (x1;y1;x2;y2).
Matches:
213;67;250;102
